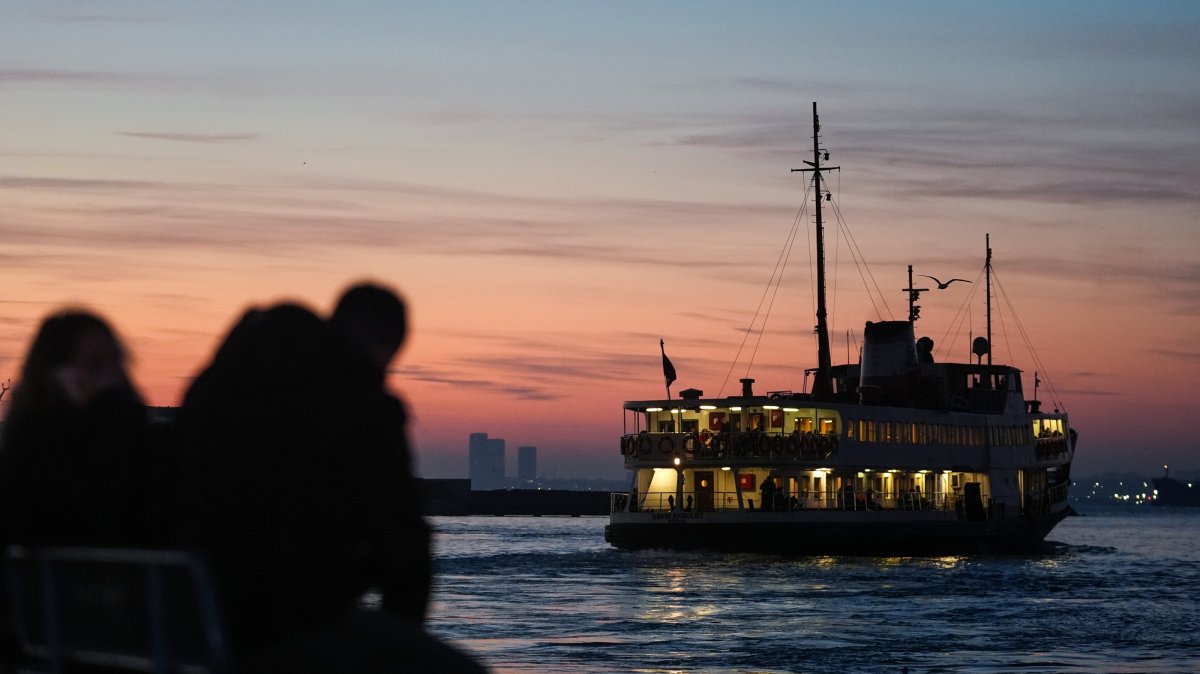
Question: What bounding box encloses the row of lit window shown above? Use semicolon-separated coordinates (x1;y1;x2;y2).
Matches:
845;418;1032;447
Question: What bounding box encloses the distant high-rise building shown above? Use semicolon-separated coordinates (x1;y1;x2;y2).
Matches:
468;432;505;490
517;446;537;481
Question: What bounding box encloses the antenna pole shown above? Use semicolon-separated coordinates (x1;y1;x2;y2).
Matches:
792;102;839;399
985;234;993;366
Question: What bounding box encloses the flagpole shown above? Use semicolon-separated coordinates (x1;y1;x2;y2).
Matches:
662;338;681;431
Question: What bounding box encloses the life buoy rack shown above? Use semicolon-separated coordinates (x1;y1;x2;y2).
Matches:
638;435;653;457
659;436;675;455
622;436;638;457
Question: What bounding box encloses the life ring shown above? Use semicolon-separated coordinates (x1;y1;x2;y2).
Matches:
638;435;653;456
683;433;698;455
659;436;675;455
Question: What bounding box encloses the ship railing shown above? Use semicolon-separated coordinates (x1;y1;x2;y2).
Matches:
620;490;966;513
1023;482;1069;518
1035;434;1069;460
620;431;838;462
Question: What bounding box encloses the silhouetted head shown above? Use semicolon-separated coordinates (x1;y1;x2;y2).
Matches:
12;309;132;414
330;282;408;371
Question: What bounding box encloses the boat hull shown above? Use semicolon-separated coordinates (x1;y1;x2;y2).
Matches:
604;509;1068;555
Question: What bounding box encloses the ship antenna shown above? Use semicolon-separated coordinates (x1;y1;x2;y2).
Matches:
985;233;993;366
792;102;839;399
904;264;928;322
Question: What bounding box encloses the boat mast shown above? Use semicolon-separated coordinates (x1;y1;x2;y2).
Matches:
792;102;839;398
985;233;993;366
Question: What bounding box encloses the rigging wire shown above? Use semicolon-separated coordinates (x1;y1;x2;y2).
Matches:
716;181;812;397
826;191;892;321
933;264;986;362
744;213;801;379
993;268;1067;413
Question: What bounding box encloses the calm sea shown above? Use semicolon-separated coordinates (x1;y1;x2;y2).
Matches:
423;505;1200;674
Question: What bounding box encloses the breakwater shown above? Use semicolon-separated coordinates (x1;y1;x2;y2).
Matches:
417;479;610;516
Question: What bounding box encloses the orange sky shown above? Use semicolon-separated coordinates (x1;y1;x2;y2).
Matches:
2;2;1198;478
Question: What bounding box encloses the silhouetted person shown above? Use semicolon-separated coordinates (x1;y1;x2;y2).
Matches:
326;282;431;622
759;475;776;512
916;336;934;364
0;310;151;547
172;284;480;671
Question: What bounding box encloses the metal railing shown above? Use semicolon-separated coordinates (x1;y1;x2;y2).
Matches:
610;490;966;514
621;431;838;462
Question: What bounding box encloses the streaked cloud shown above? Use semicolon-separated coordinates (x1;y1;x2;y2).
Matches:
0;68;142;85
120;132;260;144
400;364;559;401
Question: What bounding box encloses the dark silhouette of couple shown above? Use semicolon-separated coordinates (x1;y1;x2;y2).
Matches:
0;282;486;672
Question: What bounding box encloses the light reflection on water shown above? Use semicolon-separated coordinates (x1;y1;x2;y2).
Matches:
424;509;1200;673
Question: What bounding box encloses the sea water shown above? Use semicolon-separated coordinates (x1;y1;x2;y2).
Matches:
425;506;1200;673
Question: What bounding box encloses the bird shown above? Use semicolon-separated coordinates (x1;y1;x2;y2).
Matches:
920;275;971;290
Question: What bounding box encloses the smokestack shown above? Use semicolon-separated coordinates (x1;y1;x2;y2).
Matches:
740;378;755;397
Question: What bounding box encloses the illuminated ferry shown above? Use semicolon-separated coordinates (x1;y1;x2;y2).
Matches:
605;104;1077;554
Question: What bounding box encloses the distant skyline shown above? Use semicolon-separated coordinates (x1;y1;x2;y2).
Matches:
2;2;1198;478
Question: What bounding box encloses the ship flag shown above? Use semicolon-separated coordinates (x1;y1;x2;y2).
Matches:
662;335;681;388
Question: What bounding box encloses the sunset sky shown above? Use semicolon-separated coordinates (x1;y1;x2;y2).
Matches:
3;1;1198;479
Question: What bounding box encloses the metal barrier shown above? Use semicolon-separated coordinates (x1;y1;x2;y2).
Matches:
4;546;231;674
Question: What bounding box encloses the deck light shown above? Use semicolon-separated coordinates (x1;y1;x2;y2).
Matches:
700;405;717;410
730;406;742;412
646;407;663;412
763;405;780;410
673;457;681;466
783;407;799;412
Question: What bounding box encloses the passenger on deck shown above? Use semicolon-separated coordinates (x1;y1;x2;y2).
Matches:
759;474;777;512
0;310;153;547
172;283;483;671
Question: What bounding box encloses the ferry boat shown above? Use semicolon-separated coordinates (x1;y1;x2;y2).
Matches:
605;103;1077;554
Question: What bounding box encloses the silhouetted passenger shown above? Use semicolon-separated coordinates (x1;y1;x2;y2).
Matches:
0;310;151;547
759;475;776;512
172;284;476;670
916;336;935;364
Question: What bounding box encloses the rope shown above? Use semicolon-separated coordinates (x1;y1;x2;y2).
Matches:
716;181;811;397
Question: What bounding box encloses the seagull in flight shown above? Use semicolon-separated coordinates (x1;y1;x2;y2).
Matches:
920;275;972;290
